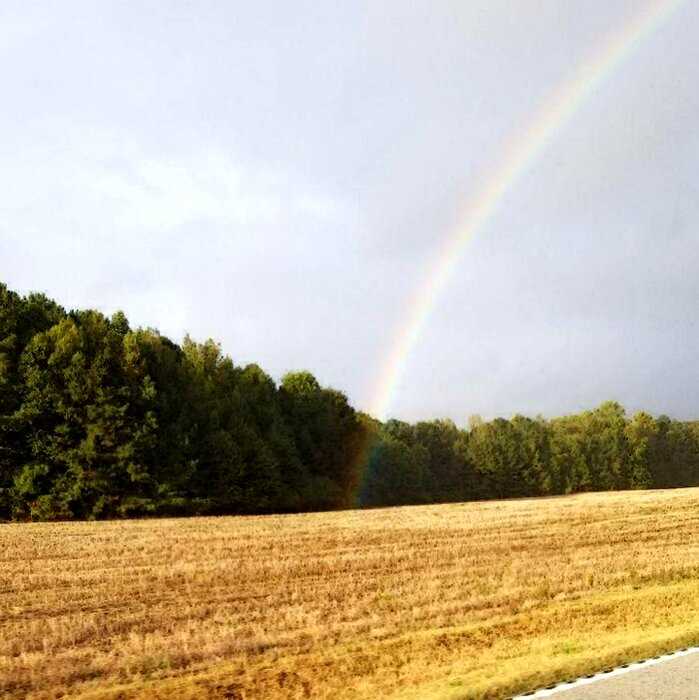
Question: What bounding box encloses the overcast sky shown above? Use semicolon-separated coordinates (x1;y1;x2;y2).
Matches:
1;1;698;423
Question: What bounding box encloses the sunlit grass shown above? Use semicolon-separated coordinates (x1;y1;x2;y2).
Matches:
3;488;699;698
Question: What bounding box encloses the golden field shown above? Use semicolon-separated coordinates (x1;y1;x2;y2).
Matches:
3;489;699;699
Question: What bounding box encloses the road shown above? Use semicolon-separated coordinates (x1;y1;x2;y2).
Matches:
515;648;699;699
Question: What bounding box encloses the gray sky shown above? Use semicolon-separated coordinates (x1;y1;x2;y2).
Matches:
1;1;698;423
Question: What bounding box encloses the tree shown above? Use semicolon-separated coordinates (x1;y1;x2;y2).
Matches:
11;311;157;519
358;432;428;506
625;412;655;489
280;371;364;509
414;419;469;502
3;281;699;520
0;286;66;517
466;418;527;499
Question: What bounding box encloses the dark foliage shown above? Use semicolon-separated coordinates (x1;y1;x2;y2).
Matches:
1;282;698;520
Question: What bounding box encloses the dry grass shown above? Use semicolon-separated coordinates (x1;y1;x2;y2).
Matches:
3;489;699;699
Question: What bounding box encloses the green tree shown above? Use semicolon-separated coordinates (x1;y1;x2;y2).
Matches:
414;419;470;502
466;418;528;499
280;371;364;509
0;286;66;516
624;412;655;489
359;432;428;506
11;311;157;519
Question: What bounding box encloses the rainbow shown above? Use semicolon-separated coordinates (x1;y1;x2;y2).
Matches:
369;0;687;421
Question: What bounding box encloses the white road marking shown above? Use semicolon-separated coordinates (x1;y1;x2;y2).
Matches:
512;646;699;698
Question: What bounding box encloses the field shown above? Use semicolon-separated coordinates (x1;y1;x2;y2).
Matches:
3;489;699;699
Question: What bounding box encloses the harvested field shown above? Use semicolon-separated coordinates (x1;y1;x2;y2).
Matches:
3;488;699;699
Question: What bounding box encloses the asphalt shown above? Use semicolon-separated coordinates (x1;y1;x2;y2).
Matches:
549;651;699;699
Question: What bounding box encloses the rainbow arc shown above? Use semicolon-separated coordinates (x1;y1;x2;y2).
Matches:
369;0;687;421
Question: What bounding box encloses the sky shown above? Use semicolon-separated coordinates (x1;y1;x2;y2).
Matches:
1;1;698;424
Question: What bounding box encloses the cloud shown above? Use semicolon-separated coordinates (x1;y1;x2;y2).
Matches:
1;1;698;421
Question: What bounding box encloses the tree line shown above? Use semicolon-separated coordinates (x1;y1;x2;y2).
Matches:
1;282;698;521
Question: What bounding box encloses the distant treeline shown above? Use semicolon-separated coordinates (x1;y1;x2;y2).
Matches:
1;282;698;521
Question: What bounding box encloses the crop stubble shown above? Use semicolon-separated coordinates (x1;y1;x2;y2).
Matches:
2;488;699;698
